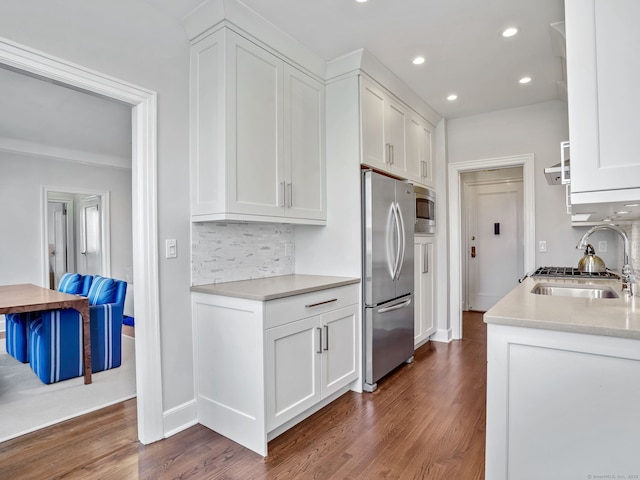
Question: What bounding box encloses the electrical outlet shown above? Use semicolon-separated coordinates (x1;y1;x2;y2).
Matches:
538;240;547;253
598;240;607;253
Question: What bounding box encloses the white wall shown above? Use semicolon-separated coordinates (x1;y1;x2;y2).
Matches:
0;152;132;284
447;100;619;270
0;0;194;417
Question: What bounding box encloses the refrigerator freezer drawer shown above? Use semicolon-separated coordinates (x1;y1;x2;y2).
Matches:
364;294;414;389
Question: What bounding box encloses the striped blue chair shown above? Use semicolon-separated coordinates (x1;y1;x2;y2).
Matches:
5;273;92;363
28;276;126;384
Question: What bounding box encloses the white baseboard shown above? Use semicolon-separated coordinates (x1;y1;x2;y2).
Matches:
430;328;453;343
163;399;198;438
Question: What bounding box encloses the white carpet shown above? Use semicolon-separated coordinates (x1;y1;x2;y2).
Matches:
0;335;136;442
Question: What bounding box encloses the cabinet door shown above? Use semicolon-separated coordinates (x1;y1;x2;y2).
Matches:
414;238;436;346
228;33;285;216
321;305;359;398
385;99;407;177
566;0;640;199
190;29;226;217
405;116;423;184
265;316;321;431
406;115;433;186
360;79;388;171
284;66;326;220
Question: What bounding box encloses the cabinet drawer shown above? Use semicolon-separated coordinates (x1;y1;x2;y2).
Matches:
265;284;359;329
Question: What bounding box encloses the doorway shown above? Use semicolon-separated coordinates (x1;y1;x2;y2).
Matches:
448;155;536;339
0;38;162;443
44;189;111;286
47;198;74;289
462;169;524;311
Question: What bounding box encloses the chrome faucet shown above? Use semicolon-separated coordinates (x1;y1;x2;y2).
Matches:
576;225;636;296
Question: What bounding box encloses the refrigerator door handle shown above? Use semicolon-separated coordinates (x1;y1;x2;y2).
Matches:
386;204;397;280
392;203;402;280
377;298;412;314
393;202;406;280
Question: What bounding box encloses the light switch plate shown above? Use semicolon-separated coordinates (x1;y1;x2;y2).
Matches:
166;239;177;259
598;240;607;253
538;240;547;253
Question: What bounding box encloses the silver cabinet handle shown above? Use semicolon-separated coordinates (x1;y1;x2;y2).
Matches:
287;183;293;208
390;144;394;165
323;325;329;351
280;181;286;207
423;243;429;273
305;298;338;308
317;327;323;354
386;143;391;165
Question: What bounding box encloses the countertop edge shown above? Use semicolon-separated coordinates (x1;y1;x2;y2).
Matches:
190;275;361;301
484;314;640;341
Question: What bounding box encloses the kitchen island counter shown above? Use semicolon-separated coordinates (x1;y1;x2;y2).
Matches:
484;276;640;479
191;274;360;301
484;276;640;339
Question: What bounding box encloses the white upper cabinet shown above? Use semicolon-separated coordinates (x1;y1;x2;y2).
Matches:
566;0;640;204
360;77;433;187
284;65;326;221
406;113;433;186
190;27;326;224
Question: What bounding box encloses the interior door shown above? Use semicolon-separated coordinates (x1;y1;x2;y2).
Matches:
467;181;523;311
79;196;102;276
47;201;68;289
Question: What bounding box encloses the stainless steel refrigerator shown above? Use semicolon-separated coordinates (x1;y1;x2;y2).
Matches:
362;170;415;392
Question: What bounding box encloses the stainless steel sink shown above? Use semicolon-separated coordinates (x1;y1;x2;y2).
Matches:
531;283;619;299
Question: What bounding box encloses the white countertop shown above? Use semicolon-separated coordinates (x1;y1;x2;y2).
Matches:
190;274;360;301
484;276;640;340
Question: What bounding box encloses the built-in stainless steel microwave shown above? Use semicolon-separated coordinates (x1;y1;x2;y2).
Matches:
414;185;435;234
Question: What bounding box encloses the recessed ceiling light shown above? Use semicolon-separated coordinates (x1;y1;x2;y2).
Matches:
447;94;458;101
615;210;631;215
356;0;368;3
502;27;519;38
519;76;532;84
412;56;425;65
624;203;640;207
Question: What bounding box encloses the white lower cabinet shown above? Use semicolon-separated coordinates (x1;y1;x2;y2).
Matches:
266;304;358;431
486;324;640;479
414;236;436;346
193;283;359;456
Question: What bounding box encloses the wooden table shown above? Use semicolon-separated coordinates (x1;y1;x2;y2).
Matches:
0;284;91;384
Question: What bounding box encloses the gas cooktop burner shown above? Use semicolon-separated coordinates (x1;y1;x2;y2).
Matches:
531;266;620;279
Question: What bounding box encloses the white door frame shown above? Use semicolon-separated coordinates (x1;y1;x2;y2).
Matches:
43;187;111;281
448;154;536;339
0;37;163;444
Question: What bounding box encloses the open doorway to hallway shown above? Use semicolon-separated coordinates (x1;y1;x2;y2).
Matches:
461;167;524;312
448;155;536;339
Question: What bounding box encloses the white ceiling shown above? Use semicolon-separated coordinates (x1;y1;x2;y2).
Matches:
148;0;566;119
230;0;566;119
0;0;566;162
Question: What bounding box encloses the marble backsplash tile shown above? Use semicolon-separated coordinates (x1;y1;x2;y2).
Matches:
191;222;295;285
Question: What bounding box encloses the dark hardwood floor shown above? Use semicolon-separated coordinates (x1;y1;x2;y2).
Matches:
0;312;487;480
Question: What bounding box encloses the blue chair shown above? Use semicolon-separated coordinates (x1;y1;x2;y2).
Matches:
5;273;92;363
28;276;127;384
